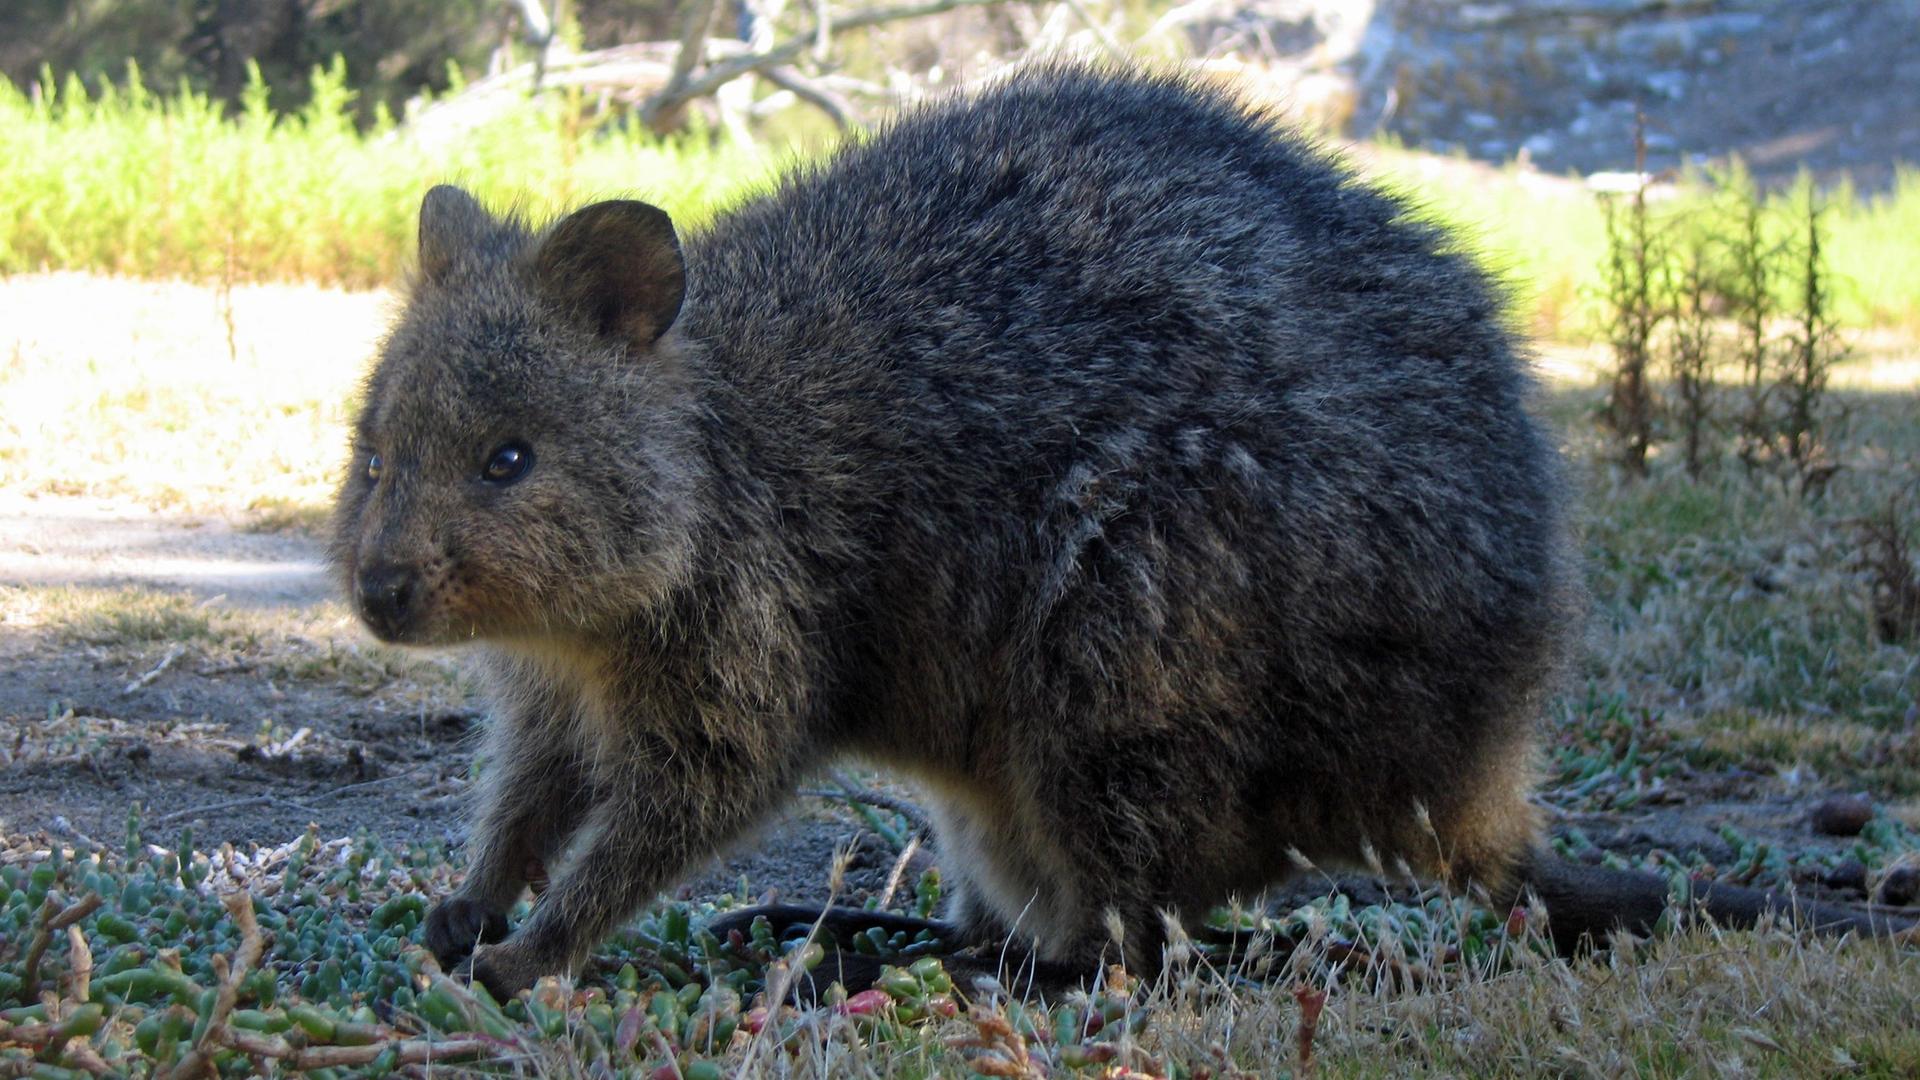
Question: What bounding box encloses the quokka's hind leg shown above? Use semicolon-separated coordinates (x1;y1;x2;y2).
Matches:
1400;736;1545;903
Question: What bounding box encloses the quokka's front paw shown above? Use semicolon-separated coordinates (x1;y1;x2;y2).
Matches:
424;896;510;967
469;939;559;1001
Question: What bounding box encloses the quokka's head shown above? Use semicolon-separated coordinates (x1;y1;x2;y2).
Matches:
330;185;702;646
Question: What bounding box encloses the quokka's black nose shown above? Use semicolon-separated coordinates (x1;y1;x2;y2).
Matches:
357;564;417;639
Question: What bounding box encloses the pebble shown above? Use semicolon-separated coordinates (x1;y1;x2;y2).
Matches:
1822;859;1868;894
1874;865;1918;908
1808;794;1874;837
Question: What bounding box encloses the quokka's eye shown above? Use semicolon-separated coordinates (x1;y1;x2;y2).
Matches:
365;453;383;482
483;442;534;485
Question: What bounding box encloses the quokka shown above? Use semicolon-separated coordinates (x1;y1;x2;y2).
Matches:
331;65;1910;997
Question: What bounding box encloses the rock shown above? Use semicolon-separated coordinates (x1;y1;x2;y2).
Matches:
1875;865;1919;908
1809;793;1874;837
1196;0;1920;186
1822;859;1869;894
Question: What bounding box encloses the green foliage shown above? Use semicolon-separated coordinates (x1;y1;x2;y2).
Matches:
0;818;1613;1077
0;0;505;126
7;63;1920;344
0;61;780;288
1370;152;1920;342
1584;159;1857;489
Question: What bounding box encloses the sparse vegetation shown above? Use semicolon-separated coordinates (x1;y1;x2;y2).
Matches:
1856;486;1920;646
1775;182;1849;494
2;801;1917;1077
1;584;463;700
1665;228;1718;478
1593;160;1855;491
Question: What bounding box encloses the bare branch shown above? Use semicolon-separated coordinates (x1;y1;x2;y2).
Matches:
802;776;935;836
761;65;857;128
1060;0;1126;59
21;892;103;991
645;0;1013;123
645;0;726;132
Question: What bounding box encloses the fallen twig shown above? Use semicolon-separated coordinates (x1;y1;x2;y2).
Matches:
167;892;268;1080
125;645;185;694
801;775;935;837
220;1028;497;1069
21;891;103;990
153;794;321;827
155;764;433;826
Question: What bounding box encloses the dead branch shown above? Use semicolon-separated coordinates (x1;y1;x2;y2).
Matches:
21;892;103;990
124;645;184;694
801;775;935;836
166;893;269;1080
761;65;857;127
220;1028;497;1069
153;794;322;827
640;0;1014;125
644;0;726;133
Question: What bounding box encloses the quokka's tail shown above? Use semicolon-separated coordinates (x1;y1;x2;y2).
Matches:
1512;848;1919;954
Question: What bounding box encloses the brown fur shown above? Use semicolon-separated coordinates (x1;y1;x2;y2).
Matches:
329;66;1909;998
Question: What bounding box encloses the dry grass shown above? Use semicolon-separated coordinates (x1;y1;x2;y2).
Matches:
1135;929;1920;1078
0;583;466;702
477;924;1920;1078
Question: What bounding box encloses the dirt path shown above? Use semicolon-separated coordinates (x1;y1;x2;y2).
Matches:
0;493;331;606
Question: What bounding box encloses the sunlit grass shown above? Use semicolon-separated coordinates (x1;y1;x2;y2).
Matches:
1362;147;1920;341
0;582;465;698
0;60;781;290
4;63;1918;342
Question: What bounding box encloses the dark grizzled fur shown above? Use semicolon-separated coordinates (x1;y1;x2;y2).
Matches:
338;66;1899;998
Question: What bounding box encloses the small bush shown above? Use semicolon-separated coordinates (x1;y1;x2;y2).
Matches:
1595;160;1851;493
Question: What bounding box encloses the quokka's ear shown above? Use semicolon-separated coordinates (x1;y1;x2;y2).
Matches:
533;199;686;348
417;185;495;284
